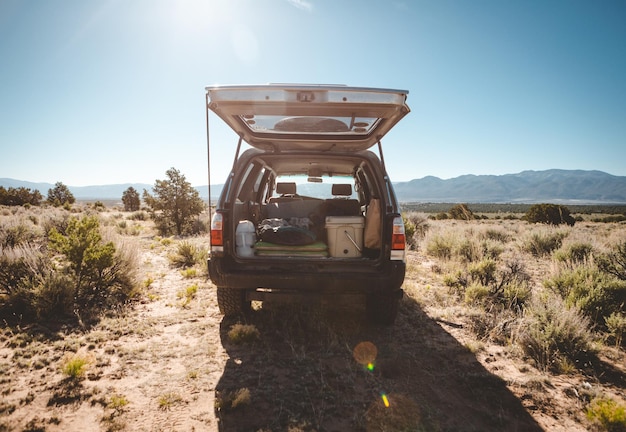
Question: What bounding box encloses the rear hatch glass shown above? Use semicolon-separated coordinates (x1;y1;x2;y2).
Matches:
206;84;410;152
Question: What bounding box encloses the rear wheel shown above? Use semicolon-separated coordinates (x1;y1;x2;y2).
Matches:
366;291;401;326
217;287;251;317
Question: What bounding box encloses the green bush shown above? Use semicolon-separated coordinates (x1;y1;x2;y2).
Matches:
448;258;532;311
554;242;595;264
597;240;626;281
0;243;44;296
449;203;475;220
228;324;260;344
128;211;148;221
516;293;594;372
458;238;481;262
0;186;43;206
468;259;498;286
464;283;490;305
544;266;626;329
0;214;138;322
481;228;511;243
403;216;416;250
122;187;141;212
31;272;75;319
169;241;200;268
426;235;454;260
605;312;626;347
142;168;205;236
524;203;575;226
0;219;38;248
586;397;626;431
47;182;75;207
521;231;567;257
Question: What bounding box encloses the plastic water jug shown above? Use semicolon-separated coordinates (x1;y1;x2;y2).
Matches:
236;220;256;257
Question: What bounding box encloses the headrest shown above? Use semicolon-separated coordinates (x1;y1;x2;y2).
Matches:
331;184;352;197
276;182;297;195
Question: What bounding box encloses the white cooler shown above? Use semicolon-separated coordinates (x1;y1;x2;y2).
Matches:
325;216;364;257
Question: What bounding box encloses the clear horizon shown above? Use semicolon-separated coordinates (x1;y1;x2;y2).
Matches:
1;1;625;186
2;167;625;189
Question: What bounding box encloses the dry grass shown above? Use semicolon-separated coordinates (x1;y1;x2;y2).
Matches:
0;205;625;431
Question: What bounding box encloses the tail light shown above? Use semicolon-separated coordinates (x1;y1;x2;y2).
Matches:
390;216;406;261
210;212;224;251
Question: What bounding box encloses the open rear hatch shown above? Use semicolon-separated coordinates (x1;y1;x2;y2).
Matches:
205;84;410;152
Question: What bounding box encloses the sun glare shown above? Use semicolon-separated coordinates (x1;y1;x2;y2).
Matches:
167;0;231;37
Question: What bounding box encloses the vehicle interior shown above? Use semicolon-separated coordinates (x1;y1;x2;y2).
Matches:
229;152;384;259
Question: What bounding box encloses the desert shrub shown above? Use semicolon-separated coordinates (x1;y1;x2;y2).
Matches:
448;259;531;311
228;324;260;344
554;242;595;264
597;240;626;281
127;211;148;221
61;352;93;380
169;241;200;268
46;215;138;318
468;259;498;286
425;234;454;260
403;213;429;251
449;203;475;220
524;203;575;226
216;388;252;412
47;182;75;207
121;187;141;212
177;284;198;307
0;243;46;297
502;281;533;311
0;186;43;206
403;216;416;250
464;282;490;305
0;219;39;248
41;209;72;238
458;238;481;262
142;168;205;236
544;266;626;329
586;396;626;431
521;230;567;257
515;293;595;372
27;272;76;319
443;270;466;293
605;313;626;347
481;240;504;260
481;228;511;243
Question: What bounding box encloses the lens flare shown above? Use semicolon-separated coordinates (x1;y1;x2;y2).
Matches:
353;341;378;366
381;393;390;408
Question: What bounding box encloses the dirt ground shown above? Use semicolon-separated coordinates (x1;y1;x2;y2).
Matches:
1;223;625;431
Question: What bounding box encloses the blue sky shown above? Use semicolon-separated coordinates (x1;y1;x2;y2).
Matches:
1;0;625;186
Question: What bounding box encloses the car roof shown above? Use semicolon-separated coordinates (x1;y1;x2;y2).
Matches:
205;84;410;152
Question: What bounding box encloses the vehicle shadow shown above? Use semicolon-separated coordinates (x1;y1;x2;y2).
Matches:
215;295;543;431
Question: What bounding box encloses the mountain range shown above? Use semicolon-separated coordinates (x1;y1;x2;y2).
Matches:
2;169;626;204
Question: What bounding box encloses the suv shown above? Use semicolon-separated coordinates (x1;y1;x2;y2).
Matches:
205;84;410;325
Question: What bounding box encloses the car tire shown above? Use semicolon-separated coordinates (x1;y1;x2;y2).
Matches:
217;287;251;316
366;292;401;326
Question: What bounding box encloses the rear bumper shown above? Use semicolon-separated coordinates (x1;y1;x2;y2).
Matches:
208;258;405;295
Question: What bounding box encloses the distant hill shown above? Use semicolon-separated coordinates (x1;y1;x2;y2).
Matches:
0;179;223;203
2;169;626;203
392;169;626;203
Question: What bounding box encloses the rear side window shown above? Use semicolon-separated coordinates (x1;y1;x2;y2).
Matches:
235;162;267;203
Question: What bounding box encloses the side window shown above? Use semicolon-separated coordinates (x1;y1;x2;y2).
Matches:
356;168;373;204
236;162;262;203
